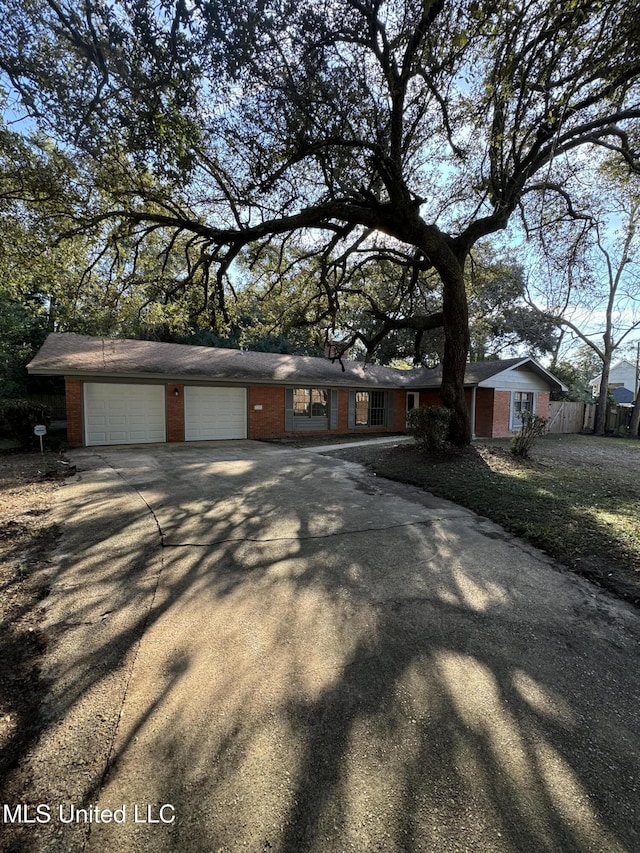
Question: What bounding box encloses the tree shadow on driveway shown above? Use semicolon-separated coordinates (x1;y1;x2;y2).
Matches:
10;442;640;853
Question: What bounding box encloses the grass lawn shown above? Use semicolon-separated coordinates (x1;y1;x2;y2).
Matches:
330;433;640;605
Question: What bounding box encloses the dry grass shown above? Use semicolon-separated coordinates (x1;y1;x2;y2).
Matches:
0;452;61;820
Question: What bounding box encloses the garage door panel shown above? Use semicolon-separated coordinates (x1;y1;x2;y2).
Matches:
184;387;246;441
84;383;166;446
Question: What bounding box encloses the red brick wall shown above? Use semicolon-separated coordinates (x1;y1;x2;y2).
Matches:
537;392;550;420
474;388;494;438
492;390;513;437
417;389;442;407
167;384;185;442
336;389;349;432
65;378;551;445
65;377;83;447
391;390;408;431
248;386;286;439
491;390;550;438
248;385;408;438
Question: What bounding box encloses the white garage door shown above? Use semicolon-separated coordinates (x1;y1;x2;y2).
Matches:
84;383;166;446
184;386;247;440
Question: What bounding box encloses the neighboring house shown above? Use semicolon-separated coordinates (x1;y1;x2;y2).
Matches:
589;359;638;403
27;333;566;447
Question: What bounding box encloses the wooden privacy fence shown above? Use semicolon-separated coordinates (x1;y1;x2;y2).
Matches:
583;403;597;433
547;401;586;433
548;401;637;435
606;405;635;434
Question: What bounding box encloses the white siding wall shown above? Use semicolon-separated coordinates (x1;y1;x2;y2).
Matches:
590;361;637;396
479;367;549;392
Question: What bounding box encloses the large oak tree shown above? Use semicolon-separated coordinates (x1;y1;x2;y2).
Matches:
1;0;639;442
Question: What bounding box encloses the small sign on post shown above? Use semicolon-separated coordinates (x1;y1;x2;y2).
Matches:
34;424;47;455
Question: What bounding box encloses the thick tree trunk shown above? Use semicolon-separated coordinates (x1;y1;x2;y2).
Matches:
630;394;640;438
594;355;612;436
406;217;471;444
439;270;471;445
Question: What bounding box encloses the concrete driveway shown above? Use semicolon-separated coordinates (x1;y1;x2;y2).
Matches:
39;441;639;852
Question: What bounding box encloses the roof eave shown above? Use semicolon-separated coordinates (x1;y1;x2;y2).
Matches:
476;358;567;392
26;365;402;389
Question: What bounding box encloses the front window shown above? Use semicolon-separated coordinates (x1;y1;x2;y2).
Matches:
294;388;328;417
355;391;386;426
512;391;534;427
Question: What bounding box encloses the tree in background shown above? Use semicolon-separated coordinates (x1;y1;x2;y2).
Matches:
1;0;639;441
0;297;48;397
0;116;241;387
548;346;603;402
526;167;640;433
466;247;558;362
236;241;557;366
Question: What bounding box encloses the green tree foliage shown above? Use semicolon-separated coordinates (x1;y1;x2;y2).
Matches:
0;398;51;445
0;117;230;353
466;247;558;361
0;297;48;397
547;346;602;402
234;242;558;366
1;0;639;442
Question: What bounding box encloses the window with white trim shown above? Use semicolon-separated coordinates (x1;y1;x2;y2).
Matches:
511;391;535;429
355;390;386;426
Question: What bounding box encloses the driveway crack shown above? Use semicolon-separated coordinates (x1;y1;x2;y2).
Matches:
161;516;466;547
84;454;168;849
94;453;166;545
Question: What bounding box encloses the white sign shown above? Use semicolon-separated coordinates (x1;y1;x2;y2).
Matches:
34;425;47;436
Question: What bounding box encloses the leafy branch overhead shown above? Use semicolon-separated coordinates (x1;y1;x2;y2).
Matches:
0;0;639;442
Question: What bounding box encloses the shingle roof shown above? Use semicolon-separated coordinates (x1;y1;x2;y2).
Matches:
27;333;565;392
427;358;566;391
27;332;432;389
426;358;524;385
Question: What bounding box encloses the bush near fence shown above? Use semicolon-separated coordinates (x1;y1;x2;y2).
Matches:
0;399;52;446
27;393;66;419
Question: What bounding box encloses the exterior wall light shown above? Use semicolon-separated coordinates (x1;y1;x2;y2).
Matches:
174;387;180;397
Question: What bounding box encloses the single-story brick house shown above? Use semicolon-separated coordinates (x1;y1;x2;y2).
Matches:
27;333;565;447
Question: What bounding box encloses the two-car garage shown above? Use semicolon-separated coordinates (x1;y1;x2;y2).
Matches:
83;383;246;446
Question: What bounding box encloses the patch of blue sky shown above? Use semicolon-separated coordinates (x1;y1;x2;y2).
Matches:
0;80;36;135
